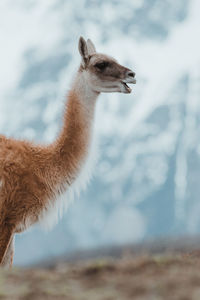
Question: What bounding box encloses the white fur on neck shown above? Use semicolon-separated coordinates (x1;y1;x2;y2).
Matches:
39;70;99;230
73;70;99;104
39;133;98;230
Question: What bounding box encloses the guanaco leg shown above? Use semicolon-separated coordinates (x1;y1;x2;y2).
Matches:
0;226;14;267
1;235;14;268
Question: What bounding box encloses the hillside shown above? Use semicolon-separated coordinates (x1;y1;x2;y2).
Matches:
1;248;200;299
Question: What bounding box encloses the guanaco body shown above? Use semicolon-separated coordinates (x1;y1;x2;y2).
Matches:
0;37;136;267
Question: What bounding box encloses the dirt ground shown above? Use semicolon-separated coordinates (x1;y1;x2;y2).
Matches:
1;250;200;300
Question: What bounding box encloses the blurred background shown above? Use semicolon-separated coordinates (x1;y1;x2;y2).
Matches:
0;0;200;266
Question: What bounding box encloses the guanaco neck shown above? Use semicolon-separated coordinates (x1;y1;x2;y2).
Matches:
51;69;99;187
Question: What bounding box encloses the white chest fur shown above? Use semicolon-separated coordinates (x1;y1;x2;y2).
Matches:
38;133;98;231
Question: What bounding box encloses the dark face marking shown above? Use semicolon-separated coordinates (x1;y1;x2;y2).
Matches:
94;61;109;70
90;59;128;82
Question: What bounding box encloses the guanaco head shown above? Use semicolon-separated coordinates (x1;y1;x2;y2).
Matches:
78;37;136;94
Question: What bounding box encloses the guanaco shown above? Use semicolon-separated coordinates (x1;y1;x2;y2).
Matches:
0;37;136;267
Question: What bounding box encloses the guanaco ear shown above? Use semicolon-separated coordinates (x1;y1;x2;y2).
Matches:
87;39;96;55
78;36;89;67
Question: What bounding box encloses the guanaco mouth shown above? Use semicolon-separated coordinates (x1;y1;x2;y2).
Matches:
121;79;136;93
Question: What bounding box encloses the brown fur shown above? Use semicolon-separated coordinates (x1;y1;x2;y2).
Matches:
0;90;96;267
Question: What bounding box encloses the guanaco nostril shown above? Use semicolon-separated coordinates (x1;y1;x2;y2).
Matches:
127;71;135;78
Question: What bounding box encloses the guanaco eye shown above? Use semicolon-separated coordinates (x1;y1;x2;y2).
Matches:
95;61;109;70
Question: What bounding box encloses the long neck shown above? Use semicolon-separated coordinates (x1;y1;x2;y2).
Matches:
52;71;99;186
